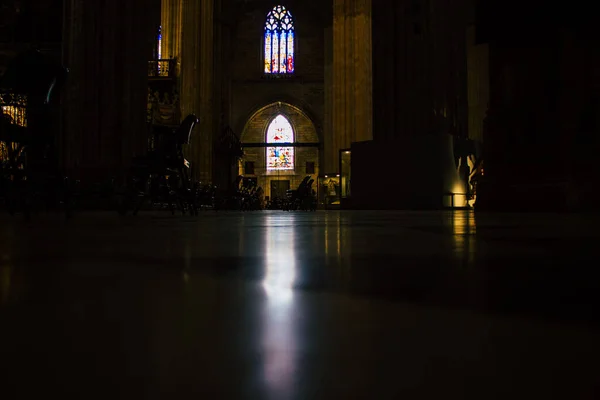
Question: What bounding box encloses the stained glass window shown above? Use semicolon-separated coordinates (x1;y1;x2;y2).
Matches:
157;26;162;60
266;115;294;170
264;5;295;74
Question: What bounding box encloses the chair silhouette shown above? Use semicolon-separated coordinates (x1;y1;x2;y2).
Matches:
128;114;199;215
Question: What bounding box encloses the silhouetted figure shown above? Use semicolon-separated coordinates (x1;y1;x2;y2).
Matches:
459;155;471;197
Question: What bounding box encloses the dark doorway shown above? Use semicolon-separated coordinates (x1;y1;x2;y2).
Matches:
270;180;290;199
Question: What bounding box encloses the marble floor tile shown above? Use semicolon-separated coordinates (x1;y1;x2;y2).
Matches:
0;210;599;399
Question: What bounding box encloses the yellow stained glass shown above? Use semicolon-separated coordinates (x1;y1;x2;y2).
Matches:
264;32;272;73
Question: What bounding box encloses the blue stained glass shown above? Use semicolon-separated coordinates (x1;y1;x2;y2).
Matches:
157;26;162;60
264;5;295;74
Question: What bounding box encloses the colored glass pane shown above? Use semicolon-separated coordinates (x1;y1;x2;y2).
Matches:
272;32;279;73
264;31;272;73
279;31;287;72
287;31;294;72
157;26;162;60
264;6;295;74
266;147;294;170
266;115;295;171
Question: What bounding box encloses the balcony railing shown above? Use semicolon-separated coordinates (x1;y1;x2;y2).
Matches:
148;59;176;78
0;93;27;127
0;92;27;163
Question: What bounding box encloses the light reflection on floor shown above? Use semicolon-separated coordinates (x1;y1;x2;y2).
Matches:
0;211;599;399
261;214;297;396
451;210;476;264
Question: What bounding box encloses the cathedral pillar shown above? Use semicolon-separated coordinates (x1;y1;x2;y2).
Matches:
161;0;183;72
62;0;160;181
180;0;201;177
331;0;372;170
323;25;334;173
179;0;214;182
197;0;215;182
331;0;346;171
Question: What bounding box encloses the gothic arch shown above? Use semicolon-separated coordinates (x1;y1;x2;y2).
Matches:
238;101;320;196
236;96;322;142
240;102;319;144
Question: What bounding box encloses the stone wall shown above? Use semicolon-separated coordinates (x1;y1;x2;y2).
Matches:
228;1;326;153
240;102;319;198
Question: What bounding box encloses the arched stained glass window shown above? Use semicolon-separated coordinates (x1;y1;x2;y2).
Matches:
264;5;295;74
266;114;295;170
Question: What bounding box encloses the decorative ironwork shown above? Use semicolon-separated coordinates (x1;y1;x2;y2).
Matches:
0;93;27;127
0;92;27;163
148;59;176;78
147;89;180;126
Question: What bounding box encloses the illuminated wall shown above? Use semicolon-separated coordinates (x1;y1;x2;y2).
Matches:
241;102;319;199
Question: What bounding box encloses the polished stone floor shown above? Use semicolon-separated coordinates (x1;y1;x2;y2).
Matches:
1;210;599;399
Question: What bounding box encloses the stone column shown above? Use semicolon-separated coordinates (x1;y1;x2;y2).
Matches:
161;0;183;70
179;0;201;176
353;0;373;143
323;25;334;173
62;0;160;182
332;0;372;170
179;0;214;182
332;0;347;169
197;0;214;182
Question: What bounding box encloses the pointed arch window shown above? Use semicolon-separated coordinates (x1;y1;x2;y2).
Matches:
264;5;295;74
266;115;295;170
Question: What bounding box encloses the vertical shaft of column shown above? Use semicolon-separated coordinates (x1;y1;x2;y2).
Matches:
62;0;84;171
161;0;171;58
198;0;214;182
353;0;372;143
332;0;373;172
332;0;346;171
161;0;183;61
343;0;354;150
173;0;183;67
62;0;157;180
180;0;200;124
323;25;334;173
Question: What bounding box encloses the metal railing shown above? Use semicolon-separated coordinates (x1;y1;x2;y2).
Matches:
0;93;27;127
148;59;176;78
0;92;27;163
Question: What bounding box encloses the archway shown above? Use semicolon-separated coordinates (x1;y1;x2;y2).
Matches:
240;102;320;203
